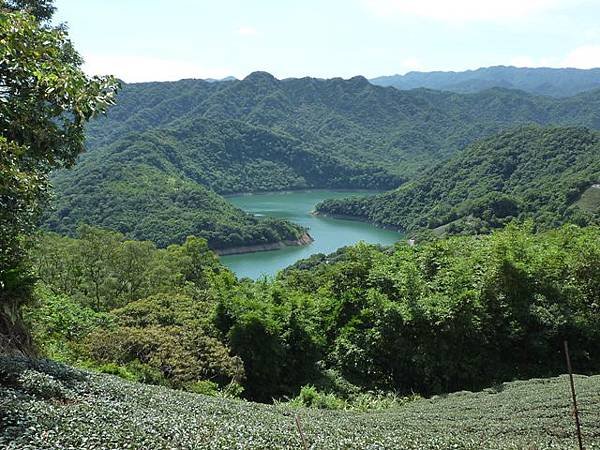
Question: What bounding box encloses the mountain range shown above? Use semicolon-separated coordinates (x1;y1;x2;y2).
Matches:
46;70;600;248
371;66;600;97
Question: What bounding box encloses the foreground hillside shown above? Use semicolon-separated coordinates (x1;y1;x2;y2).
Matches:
27;224;600;404
317;126;600;235
1;357;599;449
45;74;600;247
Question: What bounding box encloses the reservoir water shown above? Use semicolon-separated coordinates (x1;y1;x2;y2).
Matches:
220;190;403;279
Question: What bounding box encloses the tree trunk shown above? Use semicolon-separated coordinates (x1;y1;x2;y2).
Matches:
0;300;34;356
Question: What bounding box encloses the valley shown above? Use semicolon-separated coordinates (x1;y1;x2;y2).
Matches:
3;2;600;448
44;73;600;253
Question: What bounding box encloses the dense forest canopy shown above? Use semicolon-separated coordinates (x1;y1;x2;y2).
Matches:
83;71;600;173
371;66;600;97
26;224;600;403
316;126;600;236
46;158;305;249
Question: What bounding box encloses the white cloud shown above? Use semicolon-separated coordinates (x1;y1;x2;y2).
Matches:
82;54;234;83
562;45;600;69
363;0;570;23
237;26;259;37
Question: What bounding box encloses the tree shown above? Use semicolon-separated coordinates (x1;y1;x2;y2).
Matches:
76;225;122;311
0;4;118;352
3;0;55;21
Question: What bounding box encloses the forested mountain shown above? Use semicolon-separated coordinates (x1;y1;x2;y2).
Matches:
317;126;600;235
84;118;398;195
46;147;305;249
85;71;600;174
47;117;395;247
371;66;600;97
47;72;600;247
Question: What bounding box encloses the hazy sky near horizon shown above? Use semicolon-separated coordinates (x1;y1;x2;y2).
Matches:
54;0;600;82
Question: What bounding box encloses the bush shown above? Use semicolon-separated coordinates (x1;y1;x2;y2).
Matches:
186;380;219;396
287;385;346;410
283;385;418;411
82;325;243;387
23;286;114;362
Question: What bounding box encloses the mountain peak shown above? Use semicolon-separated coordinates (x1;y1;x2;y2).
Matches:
348;75;368;83
347;75;370;87
243;71;278;83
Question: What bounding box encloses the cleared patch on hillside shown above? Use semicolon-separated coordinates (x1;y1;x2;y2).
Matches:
576;184;600;213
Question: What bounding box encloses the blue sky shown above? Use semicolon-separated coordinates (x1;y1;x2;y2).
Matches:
54;0;600;82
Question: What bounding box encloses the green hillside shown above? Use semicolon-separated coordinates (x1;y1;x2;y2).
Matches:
46;75;600;246
85;72;600;175
61;118;398;196
316;126;600;235
2;357;599;449
46;157;305;249
46;118;393;247
26;224;600;403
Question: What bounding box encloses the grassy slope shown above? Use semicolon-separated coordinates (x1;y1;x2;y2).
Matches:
2;358;599;449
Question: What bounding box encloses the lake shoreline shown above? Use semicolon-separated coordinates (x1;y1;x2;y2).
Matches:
311;210;405;233
215;232;314;256
223;188;384;198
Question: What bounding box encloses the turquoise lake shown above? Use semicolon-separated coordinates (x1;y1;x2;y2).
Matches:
220;190;403;279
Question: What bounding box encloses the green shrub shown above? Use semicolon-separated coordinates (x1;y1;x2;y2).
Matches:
284;385;418;411
186;380;219;396
23;286;114;362
288;385;347;410
88;362;138;382
219;381;245;399
82;324;243;387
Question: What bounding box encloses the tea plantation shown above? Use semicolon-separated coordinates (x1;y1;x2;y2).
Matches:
2;357;599;449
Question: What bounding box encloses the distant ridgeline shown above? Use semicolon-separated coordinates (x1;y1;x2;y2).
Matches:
316;126;600;236
46;71;600;248
371;66;600;97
